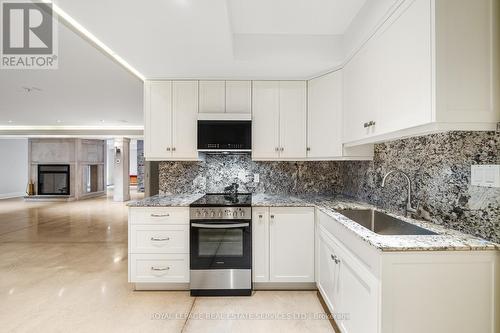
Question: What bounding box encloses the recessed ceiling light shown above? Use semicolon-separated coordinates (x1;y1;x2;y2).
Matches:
100;120;105;123
56;120;63;123
7;120;14;123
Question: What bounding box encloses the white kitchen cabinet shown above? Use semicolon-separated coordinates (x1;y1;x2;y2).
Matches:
308;71;374;160
317;231;340;312
279;81;307;159
171;81;198;159
144;80;198;161
307;72;343;158
199;81;225;113
144;81;172;160
226;81;251;114
252;206;315;285
128;207;190;289
252;81;280;159
316;209;499;333
269;207;315;283
252;81;307;160
343;0;499;146
252;208;270;283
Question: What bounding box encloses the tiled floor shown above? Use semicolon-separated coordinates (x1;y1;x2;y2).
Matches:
0;190;334;333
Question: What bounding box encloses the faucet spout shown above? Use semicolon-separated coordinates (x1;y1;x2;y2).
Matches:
381;170;417;216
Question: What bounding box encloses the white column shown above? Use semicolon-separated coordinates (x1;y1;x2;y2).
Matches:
113;137;130;202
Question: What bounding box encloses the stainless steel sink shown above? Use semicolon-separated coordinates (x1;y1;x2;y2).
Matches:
337;209;438;235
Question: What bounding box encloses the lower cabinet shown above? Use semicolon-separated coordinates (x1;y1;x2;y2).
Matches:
318;225;379;333
252;207;315;284
128;207;190;288
316;210;499;333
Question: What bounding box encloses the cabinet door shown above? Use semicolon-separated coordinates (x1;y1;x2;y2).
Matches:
252;208;269;282
279;81;307;159
226;81;251;114
332;237;379;333
307;73;343;158
343;36;380;143
145;81;172;159
269;207;314;283
252;81;280;159
199;81;225;113
317;230;340;313
377;0;432;135
172;81;198;159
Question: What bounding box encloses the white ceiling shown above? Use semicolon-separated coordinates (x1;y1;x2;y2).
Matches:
0;0;369;131
56;0;367;79
0;20;143;128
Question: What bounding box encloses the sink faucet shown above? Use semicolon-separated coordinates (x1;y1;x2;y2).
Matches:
381;170;417;216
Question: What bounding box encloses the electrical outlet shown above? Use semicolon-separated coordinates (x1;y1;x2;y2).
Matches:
471;165;500;187
253;174;260;183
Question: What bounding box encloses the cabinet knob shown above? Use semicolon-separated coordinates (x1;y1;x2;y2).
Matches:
166;147;171;151
275;147;279;152
306;147;311;151
363;122;369;128
280;147;284;152
172;147;176;151
270;215;275;219
258;214;263;218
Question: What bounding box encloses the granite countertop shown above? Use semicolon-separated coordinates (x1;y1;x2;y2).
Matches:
128;193;499;252
127;193;204;207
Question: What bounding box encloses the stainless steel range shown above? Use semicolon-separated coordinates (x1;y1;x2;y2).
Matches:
189;192;252;296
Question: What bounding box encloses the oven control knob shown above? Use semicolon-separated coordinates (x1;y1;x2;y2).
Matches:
203;211;208;217
240;212;245;217
232;212;237;218
218;212;222;217
210;211;215;217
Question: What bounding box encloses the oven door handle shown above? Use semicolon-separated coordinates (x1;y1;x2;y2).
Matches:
191;223;249;229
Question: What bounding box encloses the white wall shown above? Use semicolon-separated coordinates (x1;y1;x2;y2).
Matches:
0;139;28;198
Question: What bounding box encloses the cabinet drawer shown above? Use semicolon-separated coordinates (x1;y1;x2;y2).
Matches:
129;207;189;225
129;254;189;283
130;225;189;254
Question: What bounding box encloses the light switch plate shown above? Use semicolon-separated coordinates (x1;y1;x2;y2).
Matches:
471;165;500;187
253;174;260;183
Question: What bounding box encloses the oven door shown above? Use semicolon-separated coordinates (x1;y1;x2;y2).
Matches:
190;220;251;270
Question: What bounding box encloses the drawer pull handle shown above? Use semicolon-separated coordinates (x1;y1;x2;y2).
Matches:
151;237;170;241
151;266;170;271
258;214;263;218
150;213;170;217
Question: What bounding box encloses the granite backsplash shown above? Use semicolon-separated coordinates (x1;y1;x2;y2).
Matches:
339;131;499;243
158;131;499;243
158;154;342;195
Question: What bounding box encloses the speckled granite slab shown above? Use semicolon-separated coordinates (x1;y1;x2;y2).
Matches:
128;193;499;252
250;194;499;252
127;193;203;207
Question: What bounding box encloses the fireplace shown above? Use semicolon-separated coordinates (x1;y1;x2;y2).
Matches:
37;164;70;195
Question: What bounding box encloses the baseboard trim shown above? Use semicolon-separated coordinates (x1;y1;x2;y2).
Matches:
252;282;316;290
316;291;341;333
133;283;189;291
0;192;24;199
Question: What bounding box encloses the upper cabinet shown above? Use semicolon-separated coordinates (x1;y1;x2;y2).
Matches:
343;0;499;146
199;81;225;113
307;71;373;160
252;81;307;160
226;81;252;114
198;80;251;116
144;80;198;161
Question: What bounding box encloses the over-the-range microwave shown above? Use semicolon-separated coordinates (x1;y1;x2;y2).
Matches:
197;120;251;151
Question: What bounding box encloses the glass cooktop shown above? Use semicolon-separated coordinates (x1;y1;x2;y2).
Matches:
190;193;252;207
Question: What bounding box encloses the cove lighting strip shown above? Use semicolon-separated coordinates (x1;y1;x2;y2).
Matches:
41;1;145;81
